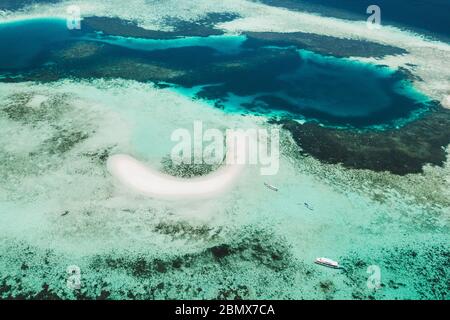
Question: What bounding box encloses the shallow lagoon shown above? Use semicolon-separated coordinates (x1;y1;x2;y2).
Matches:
0;17;448;300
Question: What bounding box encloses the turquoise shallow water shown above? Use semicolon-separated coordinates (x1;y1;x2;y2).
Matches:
0;18;448;300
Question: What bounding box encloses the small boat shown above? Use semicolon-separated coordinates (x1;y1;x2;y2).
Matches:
304;202;314;211
264;182;279;192
315;257;340;269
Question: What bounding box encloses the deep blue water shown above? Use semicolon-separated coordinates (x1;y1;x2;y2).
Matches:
263;0;450;42
0;19;73;69
0;18;432;128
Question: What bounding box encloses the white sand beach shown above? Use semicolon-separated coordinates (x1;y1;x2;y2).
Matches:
107;152;245;200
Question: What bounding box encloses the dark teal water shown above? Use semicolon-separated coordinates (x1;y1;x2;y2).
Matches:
0;18;432;128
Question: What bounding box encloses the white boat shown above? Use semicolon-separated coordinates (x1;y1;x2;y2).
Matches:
315;257;340;269
264;182;279;192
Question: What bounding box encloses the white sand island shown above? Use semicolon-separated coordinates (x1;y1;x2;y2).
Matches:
107;153;244;200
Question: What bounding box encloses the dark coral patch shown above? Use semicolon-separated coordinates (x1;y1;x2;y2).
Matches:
277;103;450;175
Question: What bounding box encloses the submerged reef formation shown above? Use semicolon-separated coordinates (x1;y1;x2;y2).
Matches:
277;103;450;175
83;13;241;39
0;227;299;300
1;228;448;300
0;0;449;301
